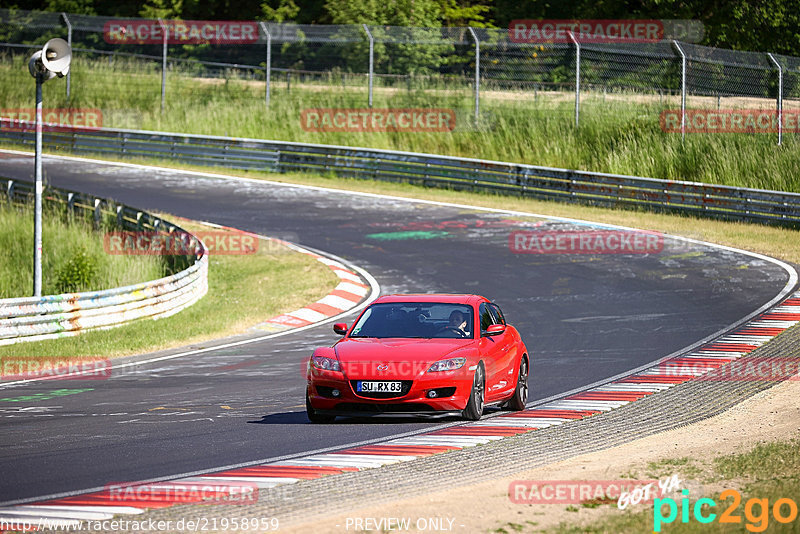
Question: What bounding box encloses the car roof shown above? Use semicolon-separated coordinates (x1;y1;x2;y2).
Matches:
372;294;487;305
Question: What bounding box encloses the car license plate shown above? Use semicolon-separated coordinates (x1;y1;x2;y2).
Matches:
357;381;402;393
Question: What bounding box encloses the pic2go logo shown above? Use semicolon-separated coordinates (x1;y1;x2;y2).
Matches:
654;489;799;532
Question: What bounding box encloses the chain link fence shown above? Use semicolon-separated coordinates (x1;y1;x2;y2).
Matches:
1;8;798;144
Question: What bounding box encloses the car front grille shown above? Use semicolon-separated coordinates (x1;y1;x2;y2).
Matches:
334;402;434;413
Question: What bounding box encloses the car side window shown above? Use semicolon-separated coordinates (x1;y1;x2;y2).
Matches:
479;303;494;335
489;303;505;325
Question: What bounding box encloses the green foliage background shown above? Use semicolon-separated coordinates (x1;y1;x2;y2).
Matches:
9;0;800;56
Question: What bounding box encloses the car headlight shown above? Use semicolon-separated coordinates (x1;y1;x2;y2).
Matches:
427;357;466;372
311;355;341;372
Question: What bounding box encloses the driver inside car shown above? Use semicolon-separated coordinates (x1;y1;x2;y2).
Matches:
437;309;469;338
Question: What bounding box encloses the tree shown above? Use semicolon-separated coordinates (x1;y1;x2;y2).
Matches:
441;0;494;28
261;0;300;22
139;0;185;20
325;0;442;27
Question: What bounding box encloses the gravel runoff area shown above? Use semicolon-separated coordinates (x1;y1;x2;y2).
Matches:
76;321;800;533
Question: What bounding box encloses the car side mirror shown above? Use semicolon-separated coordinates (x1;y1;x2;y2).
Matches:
333;323;348;335
485;324;506;336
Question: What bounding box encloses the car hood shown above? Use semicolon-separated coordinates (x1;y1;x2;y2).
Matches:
335;338;474;379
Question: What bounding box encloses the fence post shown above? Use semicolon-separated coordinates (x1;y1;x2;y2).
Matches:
568;31;580;127
672;40;687;142
159;19;168;113
94;198;102;230
767;53;783;146
362;23;374;108
61;12;72;101
468;27;480;122
259;22;271;107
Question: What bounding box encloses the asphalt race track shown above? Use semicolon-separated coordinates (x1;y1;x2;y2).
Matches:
0;151;794;504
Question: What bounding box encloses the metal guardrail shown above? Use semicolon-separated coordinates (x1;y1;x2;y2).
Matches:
0;177;208;345
1;123;799;226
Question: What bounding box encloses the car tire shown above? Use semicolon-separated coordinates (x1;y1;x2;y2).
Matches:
461;364;485;421
504;356;528;411
306;389;336;424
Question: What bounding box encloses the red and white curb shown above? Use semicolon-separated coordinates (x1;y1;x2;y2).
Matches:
250;240;371;333
3;291;798;529
179;220;371;333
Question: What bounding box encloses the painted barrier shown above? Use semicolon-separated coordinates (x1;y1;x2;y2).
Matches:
0;177;208;345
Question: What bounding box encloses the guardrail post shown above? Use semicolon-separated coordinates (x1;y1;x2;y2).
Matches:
61;12;72;101
468;27;480;122
67;192;75;219
672;40;687;142
159;19;168;113
116;205;123;227
93;198;102;230
362;24;374;108
568;32;580;127
767;53;783;146
6;180;13;203
259;22;271;107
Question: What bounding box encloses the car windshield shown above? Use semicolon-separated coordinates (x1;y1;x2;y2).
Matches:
350;302;474;339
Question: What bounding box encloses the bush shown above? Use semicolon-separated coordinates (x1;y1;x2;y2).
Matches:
55;246;98;294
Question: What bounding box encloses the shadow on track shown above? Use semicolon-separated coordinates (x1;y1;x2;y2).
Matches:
248;411;464;425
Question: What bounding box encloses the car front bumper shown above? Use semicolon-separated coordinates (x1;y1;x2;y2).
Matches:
307;368;471;414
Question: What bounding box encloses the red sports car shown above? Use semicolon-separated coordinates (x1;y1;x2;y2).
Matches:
305;294;530;423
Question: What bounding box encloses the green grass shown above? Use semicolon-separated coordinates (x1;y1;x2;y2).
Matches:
1;52;799;192
0;201;164;297
646;458;706;482
714;439;800;481
0;217;340;358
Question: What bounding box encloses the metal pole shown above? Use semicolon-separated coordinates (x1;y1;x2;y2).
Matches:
61;12;71;100
568;32;580;127
673;40;687;142
160;19;168;113
259;22;271;107
363;24;374;108
767;53;783;146
34;76;43;296
468;27;480;122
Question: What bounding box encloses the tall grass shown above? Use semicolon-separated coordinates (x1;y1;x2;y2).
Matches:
0;202;164;297
0;52;798;191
